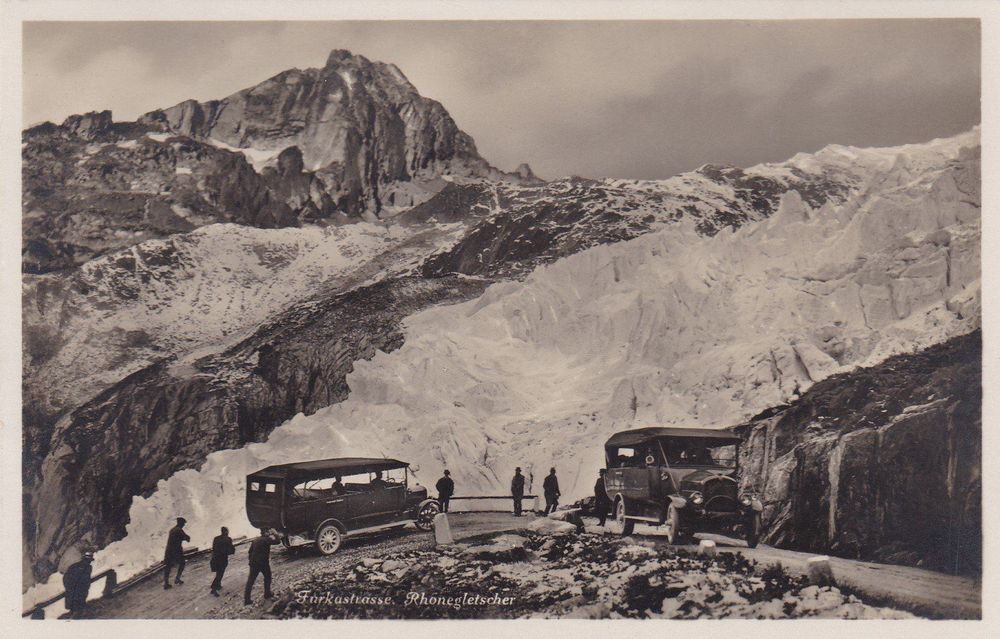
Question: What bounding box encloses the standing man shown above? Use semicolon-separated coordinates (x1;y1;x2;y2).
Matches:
244;528;278;605
62;550;94;618
543;468;561;514
510;467;525;516
435;469;455;513
163;517;190;589
209;526;236;596
594;469;611;526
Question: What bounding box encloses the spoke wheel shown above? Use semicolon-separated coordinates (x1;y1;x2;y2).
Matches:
415;502;441;531
316;524;343;555
615;498;634;536
746;512;762;549
664;503;680;545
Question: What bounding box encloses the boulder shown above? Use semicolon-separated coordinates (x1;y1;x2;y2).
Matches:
526;517;578;536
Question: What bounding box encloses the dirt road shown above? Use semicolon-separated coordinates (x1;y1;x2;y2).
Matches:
82;513;531;619
620;523;981;619
77;513;979;619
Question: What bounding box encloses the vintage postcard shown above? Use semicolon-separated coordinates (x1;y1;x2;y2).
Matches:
2;1;995;637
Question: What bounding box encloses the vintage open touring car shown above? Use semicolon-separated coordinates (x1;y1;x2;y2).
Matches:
603;427;763;547
245;457;441;555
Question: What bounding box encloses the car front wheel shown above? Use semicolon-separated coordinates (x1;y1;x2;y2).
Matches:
415;501;441;531
746;512;762;549
316;523;343;555
663;503;680;545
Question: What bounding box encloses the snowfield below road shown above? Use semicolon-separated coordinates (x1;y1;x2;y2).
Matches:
68;129;982;591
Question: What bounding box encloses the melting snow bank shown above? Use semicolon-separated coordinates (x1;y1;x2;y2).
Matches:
268;531;913;619
25;130;979;607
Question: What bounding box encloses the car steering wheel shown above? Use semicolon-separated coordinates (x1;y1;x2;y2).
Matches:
645;454;656;466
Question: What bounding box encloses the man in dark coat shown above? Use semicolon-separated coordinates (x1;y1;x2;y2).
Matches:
510;467;525;516
594;469;611;526
435;469;454;513
209;526;236;596
244;528;278;605
62;550;94;618
543;468;561;514
163;517;190;589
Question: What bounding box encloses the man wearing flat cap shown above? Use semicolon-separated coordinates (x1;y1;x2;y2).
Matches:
163;517;190;589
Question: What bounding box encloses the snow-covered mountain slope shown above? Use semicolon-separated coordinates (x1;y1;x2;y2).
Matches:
23;220;465;421
49;128;978;593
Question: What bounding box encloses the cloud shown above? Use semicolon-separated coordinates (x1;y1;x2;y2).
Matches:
22;20;980;179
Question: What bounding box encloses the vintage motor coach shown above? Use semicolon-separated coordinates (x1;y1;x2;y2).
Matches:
603;427;763;546
245;457;440;555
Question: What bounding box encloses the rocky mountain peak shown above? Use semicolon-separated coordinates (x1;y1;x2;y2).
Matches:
136;48;505;216
60;110;114;140
514;162;541;183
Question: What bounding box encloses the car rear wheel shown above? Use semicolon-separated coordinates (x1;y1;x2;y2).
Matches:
663;503;680;545
316;524;343;555
415;501;441;531
615;498;634;536
746;512;762;549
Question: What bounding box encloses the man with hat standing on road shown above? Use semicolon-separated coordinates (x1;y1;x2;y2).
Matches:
62;549;94;618
435;469;455;513
209;526;236;596
163;517;190;589
510;467;526;516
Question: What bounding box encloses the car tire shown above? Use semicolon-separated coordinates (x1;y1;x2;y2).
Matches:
664;503;680;545
746;512;762;549
415;501;441;531
315;523;343;556
615;497;634;536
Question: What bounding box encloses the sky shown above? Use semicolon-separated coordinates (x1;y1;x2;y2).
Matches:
22;20;980;180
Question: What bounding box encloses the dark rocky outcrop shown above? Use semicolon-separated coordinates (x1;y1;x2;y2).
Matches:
736;330;981;575
22;126;314;273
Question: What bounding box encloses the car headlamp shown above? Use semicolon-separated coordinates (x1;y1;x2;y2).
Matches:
740;494;753;506
691;492;704;505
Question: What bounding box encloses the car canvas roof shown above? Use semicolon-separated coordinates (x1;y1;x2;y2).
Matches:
249;457;408;481
604;427;741;448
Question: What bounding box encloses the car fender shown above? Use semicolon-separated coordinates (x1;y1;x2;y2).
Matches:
750;498;763;512
413;498;440;517
667;495;688;509
314;518;346;539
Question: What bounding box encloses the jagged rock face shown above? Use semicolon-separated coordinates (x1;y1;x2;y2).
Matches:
141;50;501;217
737;331;981;575
21;125;338;273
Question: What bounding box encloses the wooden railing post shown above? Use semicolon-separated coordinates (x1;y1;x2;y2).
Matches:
102;570;117;599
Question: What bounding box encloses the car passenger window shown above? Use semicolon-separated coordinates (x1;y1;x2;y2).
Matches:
250;481;260;492
264;483;276;493
615;448;637;467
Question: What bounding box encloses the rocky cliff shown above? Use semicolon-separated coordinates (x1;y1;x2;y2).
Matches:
737;330;981;575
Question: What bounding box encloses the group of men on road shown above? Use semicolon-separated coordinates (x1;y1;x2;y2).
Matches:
436;466;565;517
160;516;278;605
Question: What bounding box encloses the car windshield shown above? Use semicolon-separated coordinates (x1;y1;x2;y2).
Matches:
664;439;738;468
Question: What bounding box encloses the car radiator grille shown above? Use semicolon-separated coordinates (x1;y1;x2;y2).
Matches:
703;477;738;513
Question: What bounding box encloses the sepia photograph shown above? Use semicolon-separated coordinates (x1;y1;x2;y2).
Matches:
2;2;993;633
